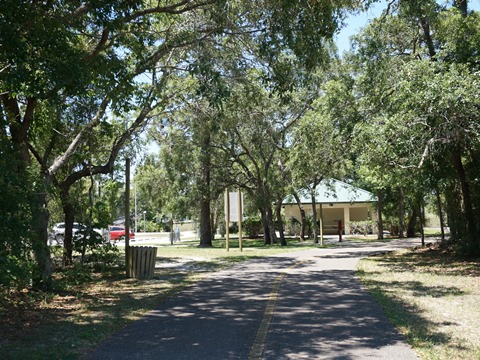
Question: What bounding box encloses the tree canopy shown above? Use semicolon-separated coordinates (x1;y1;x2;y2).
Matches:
2;0;480;293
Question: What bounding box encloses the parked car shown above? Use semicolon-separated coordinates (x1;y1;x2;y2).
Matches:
51;222;102;245
107;226;135;242
52;222;84;244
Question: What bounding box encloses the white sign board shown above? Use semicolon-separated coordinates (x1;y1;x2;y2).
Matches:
225;191;243;222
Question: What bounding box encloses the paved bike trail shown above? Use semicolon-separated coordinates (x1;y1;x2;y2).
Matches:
83;239;419;359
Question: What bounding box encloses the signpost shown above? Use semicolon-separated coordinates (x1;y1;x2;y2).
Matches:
225;189;243;252
238;191;243;252
225;189;230;251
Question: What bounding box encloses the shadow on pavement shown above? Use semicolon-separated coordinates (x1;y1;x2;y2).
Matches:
84;251;429;359
265;263;420;359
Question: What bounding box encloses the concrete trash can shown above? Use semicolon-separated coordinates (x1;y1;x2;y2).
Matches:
127;246;157;279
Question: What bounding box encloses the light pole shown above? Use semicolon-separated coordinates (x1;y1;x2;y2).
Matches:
143;211;146;232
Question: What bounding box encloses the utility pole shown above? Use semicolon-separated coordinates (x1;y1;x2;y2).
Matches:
125;158;131;277
134;184;137;233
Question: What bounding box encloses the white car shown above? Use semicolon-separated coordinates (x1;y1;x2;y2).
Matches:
51;223;102;245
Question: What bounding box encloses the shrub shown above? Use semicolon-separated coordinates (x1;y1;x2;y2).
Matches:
350;221;373;235
229;222;239;234
58;263;93;289
87;242;121;272
73;230;121;271
285;217;301;237
243;217;262;238
0;255;34;291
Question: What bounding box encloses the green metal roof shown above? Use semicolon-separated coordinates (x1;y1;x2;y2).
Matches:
284;179;376;204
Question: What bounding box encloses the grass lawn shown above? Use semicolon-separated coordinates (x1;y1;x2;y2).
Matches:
357;245;480;360
0;238;318;359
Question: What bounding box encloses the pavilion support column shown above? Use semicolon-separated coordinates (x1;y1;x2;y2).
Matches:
343;206;351;235
370;207;377;235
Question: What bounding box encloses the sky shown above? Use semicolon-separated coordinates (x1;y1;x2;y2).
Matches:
335;1;388;55
335;0;480;55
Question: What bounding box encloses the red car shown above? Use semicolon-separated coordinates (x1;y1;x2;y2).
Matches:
108;226;135;242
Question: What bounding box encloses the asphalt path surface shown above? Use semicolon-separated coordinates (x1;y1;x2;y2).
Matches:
83;239;420;360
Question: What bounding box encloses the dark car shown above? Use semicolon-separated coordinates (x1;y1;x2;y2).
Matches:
108;226;135;242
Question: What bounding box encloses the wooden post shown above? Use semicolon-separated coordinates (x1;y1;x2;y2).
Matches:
238;190;243;252
319;203;324;246
338;219;343;242
125;158;131;277
225;189;230;252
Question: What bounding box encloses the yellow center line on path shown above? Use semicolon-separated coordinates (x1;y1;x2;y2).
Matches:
247;258;309;360
248;251;337;360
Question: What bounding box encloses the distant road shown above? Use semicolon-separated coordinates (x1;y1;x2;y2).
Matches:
118;231;198;245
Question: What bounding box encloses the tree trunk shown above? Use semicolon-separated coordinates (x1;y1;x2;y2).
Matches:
377;189;384;240
275;200;287;246
31;191;53;290
81;176;96;265
3;96;53;288
399;187;405;238
260;208;271;245
445;182;462;240
420;17;436;60
435;187;445;242
292;192;306;240
198;131;212;247
419;202;425;247
407;207;417;238
199;196;212;247
267;206;277;244
454;0;468;16
62;196;75;266
451;151;477;251
311;190;319;244
210;210;216;240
